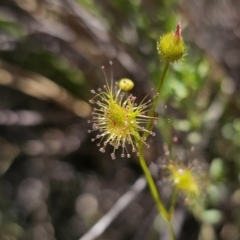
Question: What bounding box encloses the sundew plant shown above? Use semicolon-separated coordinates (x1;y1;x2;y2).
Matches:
88;68;156;160
88;23;208;240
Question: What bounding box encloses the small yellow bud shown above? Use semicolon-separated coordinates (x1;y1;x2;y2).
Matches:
157;23;185;63
118;78;134;91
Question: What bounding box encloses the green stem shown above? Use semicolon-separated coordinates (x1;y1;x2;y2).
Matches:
168;221;177;240
169;186;179;220
138;147;169;220
138;147;177;240
136;61;171;219
141;62;170;144
136;62;174;237
152;61;170;112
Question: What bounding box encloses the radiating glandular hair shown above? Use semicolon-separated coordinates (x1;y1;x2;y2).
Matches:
88;63;156;159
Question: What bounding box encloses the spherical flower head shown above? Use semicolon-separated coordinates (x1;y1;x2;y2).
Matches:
157;23;186;63
88;67;156;159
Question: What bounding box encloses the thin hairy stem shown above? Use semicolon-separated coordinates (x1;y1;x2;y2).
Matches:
136;62;175;238
152;61;170;111
138;145;169;220
141;62;170;147
136;61;171;215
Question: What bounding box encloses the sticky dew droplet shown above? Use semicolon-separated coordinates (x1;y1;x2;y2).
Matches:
100;148;105;153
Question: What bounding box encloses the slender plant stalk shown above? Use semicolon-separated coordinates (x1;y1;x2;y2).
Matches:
169;186;179;220
138;147;169;220
141;62;170;145
168;221;177;240
136;62;178;240
152;61;170;112
138;146;176;240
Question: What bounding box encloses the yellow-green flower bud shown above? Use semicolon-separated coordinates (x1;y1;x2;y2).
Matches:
157;23;185;63
118;78;134;91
